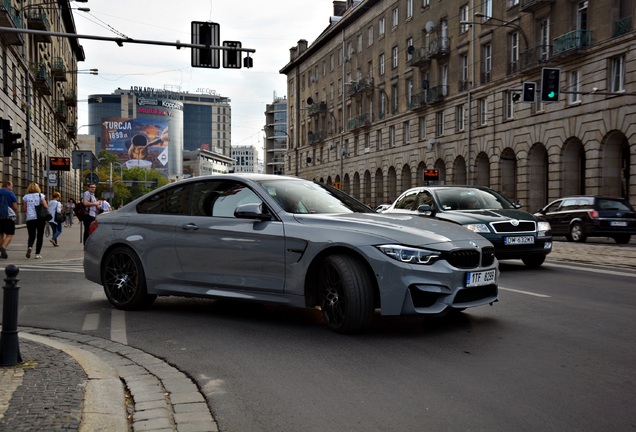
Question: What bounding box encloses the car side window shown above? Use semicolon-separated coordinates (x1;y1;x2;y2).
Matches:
137;184;194;215
560;199;578;211
544;200;562;214
394;191;418;210
210;182;262;218
415;191;434;208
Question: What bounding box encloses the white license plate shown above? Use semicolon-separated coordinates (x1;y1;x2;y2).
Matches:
504;236;535;245
610;221;627;227
466;269;497;287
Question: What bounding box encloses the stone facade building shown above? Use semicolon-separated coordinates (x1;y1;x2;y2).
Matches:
280;0;635;211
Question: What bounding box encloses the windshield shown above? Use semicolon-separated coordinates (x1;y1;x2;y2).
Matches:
434;188;515;211
259;179;372;214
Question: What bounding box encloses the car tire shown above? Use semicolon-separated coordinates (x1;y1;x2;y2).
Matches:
319;254;374;334
613;234;631;244
521;255;546;268
102;246;157;310
568;222;586;242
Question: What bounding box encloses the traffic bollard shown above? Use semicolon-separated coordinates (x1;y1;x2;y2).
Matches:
0;265;22;366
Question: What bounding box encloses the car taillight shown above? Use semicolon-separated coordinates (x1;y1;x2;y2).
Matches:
88;219;99;236
588;210;599;219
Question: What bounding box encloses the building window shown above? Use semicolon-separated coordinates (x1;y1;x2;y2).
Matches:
391;83;398;114
423;0;429;7
389;125;396;147
456;105;465;131
379;17;385;38
479;98;488;125
436;112;444;136
540;20;550;61
368;26;374;46
610;55;625;92
482;0;492;19
459;53;469;91
504;91;514;120
379;53;385;75
406;0;413;20
481;44;492;83
406;77;413;107
406;38;413;62
392;46;399;68
460;4;469;33
569;70;581;104
338;47;343;66
330;54;334;71
509;0;519;5
403;120;410;143
357;34;363;53
509;32;519;74
376;129;382;150
392;8;399;30
365;132;370;151
419;116;426;139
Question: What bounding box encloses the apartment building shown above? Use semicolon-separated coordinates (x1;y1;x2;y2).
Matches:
1;0;84;214
280;0;635;211
264;95;288;175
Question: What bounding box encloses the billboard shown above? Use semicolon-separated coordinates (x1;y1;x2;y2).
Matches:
102;118;170;176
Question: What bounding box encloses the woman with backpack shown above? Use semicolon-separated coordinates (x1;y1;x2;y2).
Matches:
48;191;64;247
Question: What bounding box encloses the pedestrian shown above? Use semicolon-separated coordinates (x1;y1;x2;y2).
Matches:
82;183;102;244
48;191;63;247
0;180;19;259
101;199;111;213
65;198;76;227
23;182;48;259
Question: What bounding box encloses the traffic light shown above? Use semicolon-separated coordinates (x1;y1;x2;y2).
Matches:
191;21;220;68
223;41;242;69
0;119;23;157
541;68;561;102
522;81;536;103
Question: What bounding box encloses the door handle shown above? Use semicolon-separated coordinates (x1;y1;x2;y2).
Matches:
182;223;199;231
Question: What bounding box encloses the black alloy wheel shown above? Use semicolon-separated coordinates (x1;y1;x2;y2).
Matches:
102;246;157;310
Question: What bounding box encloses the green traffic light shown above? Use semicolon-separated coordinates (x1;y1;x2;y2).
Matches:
548;91;556;98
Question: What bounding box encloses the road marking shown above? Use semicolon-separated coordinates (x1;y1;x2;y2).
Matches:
499;286;551;298
545;262;636;278
111;309;127;345
1;259;84;273
82;313;100;331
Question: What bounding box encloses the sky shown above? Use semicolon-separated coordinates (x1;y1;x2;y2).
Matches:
72;0;336;153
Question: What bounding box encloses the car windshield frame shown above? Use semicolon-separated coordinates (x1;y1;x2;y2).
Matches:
433;187;516;211
257;179;373;214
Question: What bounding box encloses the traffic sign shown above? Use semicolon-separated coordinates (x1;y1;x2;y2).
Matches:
85;173;99;185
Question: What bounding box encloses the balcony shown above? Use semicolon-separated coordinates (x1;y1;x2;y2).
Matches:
427;37;450;59
520;0;554;13
407;47;430;67
458;80;469;92
307;101;327;116
27;6;51;43
552;29;592;56
408;91;427;110
520;45;551;71
51;58;67;81
64;91;77;107
67;123;77;138
0;0;24;46
347;77;374;97
613;16;632;37
480;70;492;85
347;114;372;130
308;131;325;144
54;100;67;122
31;63;52;96
57;138;69;150
426;85;448;104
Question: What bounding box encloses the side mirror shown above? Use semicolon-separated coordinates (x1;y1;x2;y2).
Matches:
234;203;272;220
417;204;433;215
513;201;522;209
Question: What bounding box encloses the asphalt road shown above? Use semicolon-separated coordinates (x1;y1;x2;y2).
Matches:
8;252;636;432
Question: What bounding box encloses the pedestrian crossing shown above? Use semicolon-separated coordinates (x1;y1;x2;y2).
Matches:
1;259;84;273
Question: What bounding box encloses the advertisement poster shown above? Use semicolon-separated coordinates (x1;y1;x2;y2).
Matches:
102;118;170;176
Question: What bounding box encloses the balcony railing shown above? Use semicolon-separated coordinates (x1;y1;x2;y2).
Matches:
520;45;551;70
407;47;430;67
426;85;448;104
67;123;77;138
27;6;51;43
0;0;24;45
348;114;372;130
613;16;632;37
520;0;554;13
65;91;77;107
409;90;427;110
307;101;327;116
347;77;374;97
54;100;67;122
51;57;67;81
308;131;325;144
552;29;592;56
427;37;450;59
57;138;69;149
480;70;492;85
31;63;52;95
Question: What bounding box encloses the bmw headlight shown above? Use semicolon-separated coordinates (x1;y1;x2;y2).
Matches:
377;245;440;265
465;223;490;233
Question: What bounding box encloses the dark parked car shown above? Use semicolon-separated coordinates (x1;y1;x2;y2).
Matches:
536;196;636;243
382;185;552;268
84;174;499;333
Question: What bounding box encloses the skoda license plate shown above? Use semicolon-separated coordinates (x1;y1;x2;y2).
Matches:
504;236;535;245
466;269;497;287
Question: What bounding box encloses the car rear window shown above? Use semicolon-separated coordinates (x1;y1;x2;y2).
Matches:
596;198;633;211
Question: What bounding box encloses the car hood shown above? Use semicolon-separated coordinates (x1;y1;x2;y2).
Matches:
435;209;540;225
292;212;491;249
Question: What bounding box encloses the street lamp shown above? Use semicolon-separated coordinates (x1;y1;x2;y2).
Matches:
472;12;529;50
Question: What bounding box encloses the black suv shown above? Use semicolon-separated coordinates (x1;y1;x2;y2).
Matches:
536;196;636;244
